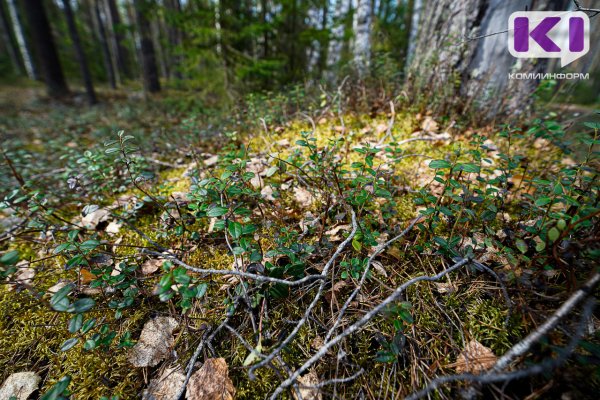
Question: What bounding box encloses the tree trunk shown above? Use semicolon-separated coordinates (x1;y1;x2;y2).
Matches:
406;0;422;63
326;0;351;80
0;0;22;74
22;0;68;97
105;0;132;80
6;0;35;79
62;0;97;105
133;0;160;93
164;0;182;79
93;0;117;88
352;0;372;77
406;0;570;121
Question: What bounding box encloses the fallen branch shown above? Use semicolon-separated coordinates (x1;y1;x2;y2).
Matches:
269;257;472;399
248;208;358;379
405;294;597;400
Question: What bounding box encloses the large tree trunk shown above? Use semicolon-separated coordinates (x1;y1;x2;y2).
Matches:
352;0;372;77
0;1;22;75
93;0;117;88
62;0;97;105
6;0;35;79
326;0;351;81
133;0;160;93
164;0;182;79
406;0;570;121
22;0;68;97
406;0;422;63
105;0;132;80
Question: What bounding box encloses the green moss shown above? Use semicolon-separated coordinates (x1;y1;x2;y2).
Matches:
0;288;148;399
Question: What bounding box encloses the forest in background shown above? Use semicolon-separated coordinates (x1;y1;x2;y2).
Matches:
1;1;599;400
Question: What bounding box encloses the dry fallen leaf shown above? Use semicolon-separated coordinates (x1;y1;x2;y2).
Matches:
0;371;41;400
128;317;179;367
293;187;315;208
142;259;164;275
186;358;235;400
9;261;35;290
292;370;322;400
421;116;439;133
105;220;122;234
81;208;110;229
454;340;497;374
142;366;186;400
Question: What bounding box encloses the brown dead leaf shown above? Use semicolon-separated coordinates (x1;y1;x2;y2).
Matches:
142;259;164;275
0;371;41;400
293;187;315;208
293;370;322;400
453;340;497;374
142;366;186;400
421;116;439;133
128;317;179;367
186;358;235;400
81;208;110;229
9;261;34;290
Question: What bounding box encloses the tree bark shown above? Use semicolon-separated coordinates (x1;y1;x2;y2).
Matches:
62;0;97;105
352;0;372;77
164;0;182;79
22;0;68;97
6;0;35;79
0;1;23;75
93;0;117;88
406;0;570;121
105;0;132;80
326;0;351;81
133;0;160;93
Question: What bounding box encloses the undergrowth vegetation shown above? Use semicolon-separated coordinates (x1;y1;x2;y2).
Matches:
1;86;599;399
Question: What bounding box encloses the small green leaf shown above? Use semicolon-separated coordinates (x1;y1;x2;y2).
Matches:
0;250;19;266
265;166;278;177
535;240;546;252
228;221;243;239
548;227;560;242
206;206;228;218
516;239;528;254
60;338;79;352
68;314;83;333
556;219;567;230
40;376;71;400
428;160;451;169
352;238;362;252
535;197;552;207
67;298;95;313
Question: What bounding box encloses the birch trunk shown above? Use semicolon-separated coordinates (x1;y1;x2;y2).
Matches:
6;0;34;79
326;0;351;80
352;0;372;77
0;1;22;75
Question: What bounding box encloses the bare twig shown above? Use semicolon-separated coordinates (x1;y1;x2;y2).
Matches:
269;257;472;399
143;250;326;286
325;216;421;342
249;208;358;380
405;294;597;400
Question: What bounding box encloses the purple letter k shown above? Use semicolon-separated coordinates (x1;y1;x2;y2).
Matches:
514;16;561;52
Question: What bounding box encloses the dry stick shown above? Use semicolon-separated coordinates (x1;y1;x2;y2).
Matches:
248;209;358;380
493;270;599;372
144;250;325;286
325;216;421;342
175;299;240;400
405;295;597;400
269;257;472;399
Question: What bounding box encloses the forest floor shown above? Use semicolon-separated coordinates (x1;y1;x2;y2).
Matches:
0;85;599;400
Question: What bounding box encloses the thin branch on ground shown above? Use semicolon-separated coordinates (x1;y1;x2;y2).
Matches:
248;208;358;380
269;257;472;399
405;295;597;400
